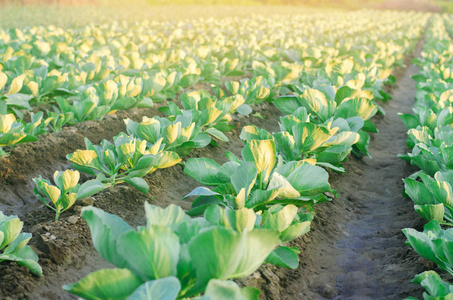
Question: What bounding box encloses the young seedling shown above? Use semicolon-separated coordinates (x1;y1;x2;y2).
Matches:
33;170;105;221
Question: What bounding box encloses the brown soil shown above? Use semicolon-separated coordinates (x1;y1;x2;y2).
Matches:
0;80;228;217
0;34;431;300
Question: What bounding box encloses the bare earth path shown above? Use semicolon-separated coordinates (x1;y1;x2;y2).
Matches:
332;41;425;299
280;33;429;300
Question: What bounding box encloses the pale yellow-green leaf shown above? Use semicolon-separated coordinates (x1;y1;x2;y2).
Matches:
60;193;78;211
43;183;61;204
27;81;39;97
58;170;80;191
230;207;256;232
70;150;98;166
0;114;16;134
235;188;246;209
120;142;135;156
6;74;27;95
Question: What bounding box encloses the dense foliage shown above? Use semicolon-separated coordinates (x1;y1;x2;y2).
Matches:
401;14;453;299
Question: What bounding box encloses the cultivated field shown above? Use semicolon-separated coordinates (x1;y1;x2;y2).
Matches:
0;4;451;300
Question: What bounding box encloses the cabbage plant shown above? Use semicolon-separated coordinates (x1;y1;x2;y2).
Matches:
125;115;211;157
0;212;42;276
405;271;453;300
67;133;180;193
273;88;378;157
403;171;453;224
63;203;282;299
33;170;105;221
222;76;273;106
184;139;332;216
204;204;313;269
46;111;75;133
126;91;243;156
240;108;359;172
403;220;453;276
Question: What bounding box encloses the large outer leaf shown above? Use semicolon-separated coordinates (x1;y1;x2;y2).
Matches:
403;178;436;205
230;162;257;198
63;268;142;300
77;179;106;199
184;158;222;185
205;128;229;142
403;227;445;269
124;155;161;178
441;240;453;273
298;89;331;122
354;130;371;157
322;131;359;148
68;150;102;170
118;225;180;281
265;246;300;269
415;204;445;222
292;123;332;154
280;220;311;243
124;177;149;194
334;97;378;120
233;229;281;278
2;232;31;254
246;189;280;208
286;163;331;196
0;132;27;147
273;95;301;115
81;206;131;267
17;257;43;277
317;144;352;165
189;227;242;290
399;113;420;130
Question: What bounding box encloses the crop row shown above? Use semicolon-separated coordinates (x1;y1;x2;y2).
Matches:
400;15;453;299
0;10;428;299
0;10;424;157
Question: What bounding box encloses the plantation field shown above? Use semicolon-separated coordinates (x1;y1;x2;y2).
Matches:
0;4;451;300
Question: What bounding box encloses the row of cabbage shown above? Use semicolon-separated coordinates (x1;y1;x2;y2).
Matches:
0;11;428;299
0;10;426;157
399;15;453;299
